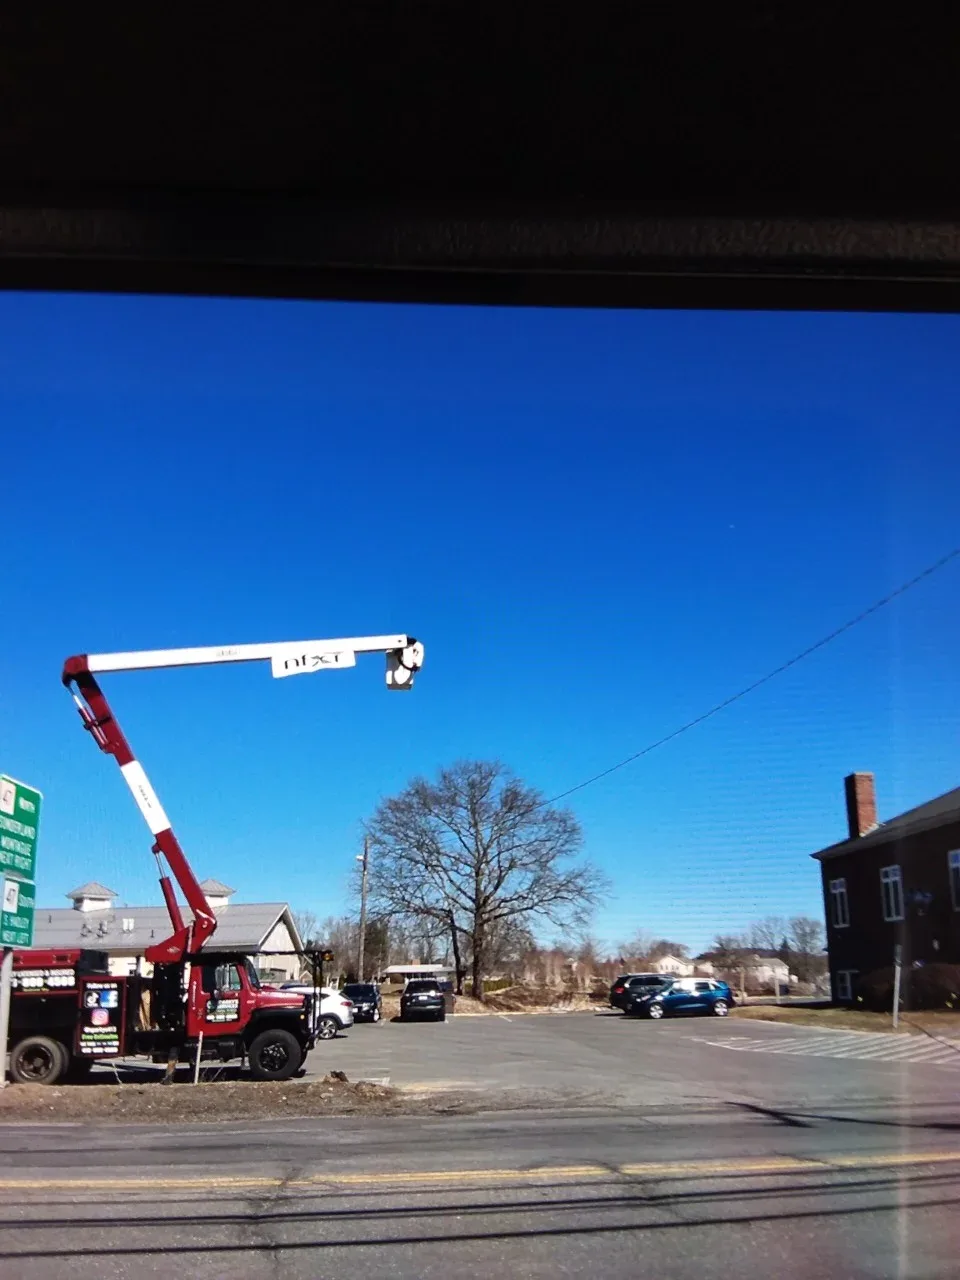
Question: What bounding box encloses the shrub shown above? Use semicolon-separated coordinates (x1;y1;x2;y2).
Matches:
855;963;960;1012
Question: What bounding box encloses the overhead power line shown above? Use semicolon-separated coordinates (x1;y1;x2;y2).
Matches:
543;545;960;808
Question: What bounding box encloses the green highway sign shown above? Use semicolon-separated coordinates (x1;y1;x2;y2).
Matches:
1;876;35;947
0;775;42;882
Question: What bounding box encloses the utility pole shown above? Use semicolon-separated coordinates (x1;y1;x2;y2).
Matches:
356;837;369;983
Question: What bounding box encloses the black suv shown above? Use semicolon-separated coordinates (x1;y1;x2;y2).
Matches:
343;982;383;1023
400;978;455;1022
609;973;668;1011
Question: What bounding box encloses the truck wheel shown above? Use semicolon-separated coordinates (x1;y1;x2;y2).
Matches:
315;1015;339;1041
247;1029;303;1082
10;1036;67;1085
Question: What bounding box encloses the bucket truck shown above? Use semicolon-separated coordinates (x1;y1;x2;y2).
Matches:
6;634;424;1085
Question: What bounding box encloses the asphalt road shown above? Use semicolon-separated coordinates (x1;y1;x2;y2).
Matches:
2;1103;960;1278
305;1009;960;1109
8;1013;960;1277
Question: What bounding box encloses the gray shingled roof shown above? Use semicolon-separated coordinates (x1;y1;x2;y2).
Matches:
812;784;960;861
198;878;236;896
66;881;117;900
32;902;301;954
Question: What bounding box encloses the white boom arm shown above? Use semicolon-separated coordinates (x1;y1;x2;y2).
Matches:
62;631;423;962
84;634;425;688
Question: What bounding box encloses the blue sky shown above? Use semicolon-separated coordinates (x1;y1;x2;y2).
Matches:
2;295;959;955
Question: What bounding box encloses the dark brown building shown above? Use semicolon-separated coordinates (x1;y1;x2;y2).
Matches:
812;773;960;1002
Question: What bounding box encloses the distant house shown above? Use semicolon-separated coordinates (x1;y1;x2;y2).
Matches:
695;950;791;991
812;772;960;1003
380;964;455;985
649;953;695;977
32;879;304;982
746;953;791;988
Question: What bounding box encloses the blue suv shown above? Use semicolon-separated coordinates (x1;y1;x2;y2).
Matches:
625;977;733;1019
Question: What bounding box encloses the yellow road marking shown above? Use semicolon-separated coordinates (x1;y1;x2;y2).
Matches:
825;1150;960;1169
0;1149;958;1193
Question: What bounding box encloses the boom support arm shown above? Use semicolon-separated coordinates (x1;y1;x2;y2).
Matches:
62;634;423;964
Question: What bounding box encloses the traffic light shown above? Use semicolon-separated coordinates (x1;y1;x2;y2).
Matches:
321;949;334;963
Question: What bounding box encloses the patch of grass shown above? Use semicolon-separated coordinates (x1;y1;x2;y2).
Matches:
731;1005;960;1036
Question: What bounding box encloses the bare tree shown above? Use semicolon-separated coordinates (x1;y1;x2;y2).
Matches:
787;916;826;983
649;939;689;961
749;917;789;953
788;916;823;954
316;915;360;980
709;934;748;978
619;929;656;964
483;917;537;979
291;909;319;948
365;760;606;1001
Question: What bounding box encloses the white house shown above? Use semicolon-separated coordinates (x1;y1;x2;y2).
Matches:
380;963;455;985
32;880;304;982
744;954;791;988
694;950;793;990
649;953;695;977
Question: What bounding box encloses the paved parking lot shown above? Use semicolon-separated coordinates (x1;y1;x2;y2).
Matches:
308;1011;960;1109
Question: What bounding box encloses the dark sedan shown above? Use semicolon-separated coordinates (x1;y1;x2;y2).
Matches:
400;978;455;1022
343;982;383;1023
609;973;670;1010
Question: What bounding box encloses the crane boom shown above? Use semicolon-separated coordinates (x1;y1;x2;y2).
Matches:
62;634;423;963
79;634;413;675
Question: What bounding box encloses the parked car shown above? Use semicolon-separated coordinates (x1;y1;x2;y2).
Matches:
399;978;456;1022
609;973;669;1010
279;983;354;1038
343;982;383;1023
625;977;734;1019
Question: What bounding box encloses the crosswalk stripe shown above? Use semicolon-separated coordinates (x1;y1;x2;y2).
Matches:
703;1033;960;1068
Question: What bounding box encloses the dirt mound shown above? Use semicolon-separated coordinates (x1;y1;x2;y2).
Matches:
0;1074;573;1124
484;986;595;1013
0;1077;411;1124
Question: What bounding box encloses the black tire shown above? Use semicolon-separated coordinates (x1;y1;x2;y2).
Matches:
10;1036;67;1085
435;1009;446;1022
712;1000;729;1017
247;1029;303;1082
315;1015;339;1041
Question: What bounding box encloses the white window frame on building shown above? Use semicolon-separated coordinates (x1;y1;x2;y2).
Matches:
829;878;850;928
835;969;858;1002
880;864;904;922
949;850;960;911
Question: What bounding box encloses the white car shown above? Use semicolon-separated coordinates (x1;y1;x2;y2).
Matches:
280;984;354;1040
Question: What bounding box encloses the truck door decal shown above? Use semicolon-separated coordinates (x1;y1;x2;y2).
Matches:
77;979;124;1057
200;962;244;1025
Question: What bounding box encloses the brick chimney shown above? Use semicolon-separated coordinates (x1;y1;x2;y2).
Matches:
844;772;878;839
